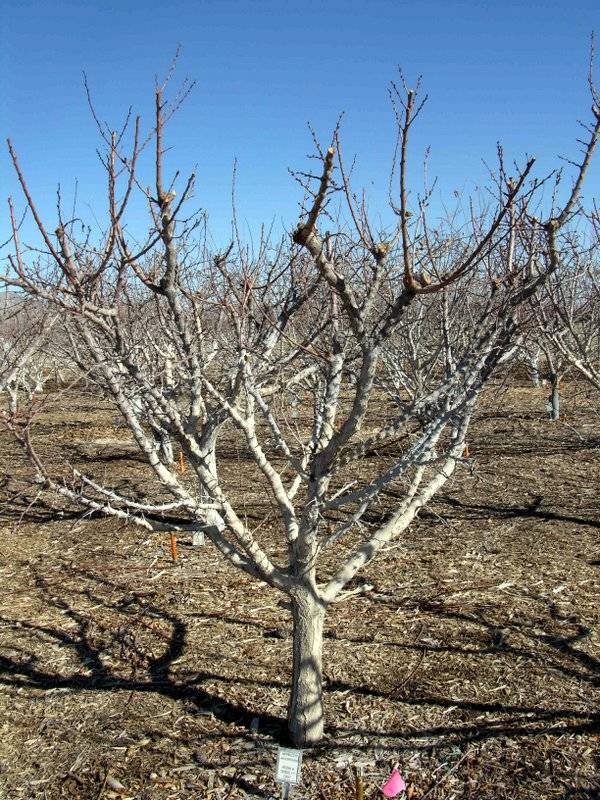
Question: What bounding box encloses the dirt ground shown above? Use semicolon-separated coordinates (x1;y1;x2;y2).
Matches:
0;383;599;799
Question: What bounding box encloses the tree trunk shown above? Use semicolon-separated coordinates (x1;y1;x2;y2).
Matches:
158;433;174;465
527;356;541;387
287;588;325;747
548;375;560;421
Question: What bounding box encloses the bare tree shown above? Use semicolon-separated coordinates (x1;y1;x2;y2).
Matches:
2;68;599;746
534;226;600;419
526;71;600;419
0;293;60;413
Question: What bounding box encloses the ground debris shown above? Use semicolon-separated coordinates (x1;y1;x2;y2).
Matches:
0;386;599;798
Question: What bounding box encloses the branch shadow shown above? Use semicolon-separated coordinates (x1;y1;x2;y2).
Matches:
318;589;600;753
166;588;600;754
422;493;600;531
0;479;195;529
0;563;287;738
1;558;599;795
0;482;106;524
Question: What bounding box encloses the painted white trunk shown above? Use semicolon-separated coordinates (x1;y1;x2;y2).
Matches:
159;435;174;465
527;358;541;387
287;589;325;747
547;377;560;421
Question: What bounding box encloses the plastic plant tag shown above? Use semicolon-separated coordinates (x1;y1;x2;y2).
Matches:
276;747;302;785
381;766;406;798
192;529;205;546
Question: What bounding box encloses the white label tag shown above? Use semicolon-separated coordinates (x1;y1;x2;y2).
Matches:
276;747;302;785
192;530;205;546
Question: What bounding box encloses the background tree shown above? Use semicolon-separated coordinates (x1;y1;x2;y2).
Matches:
534;221;600;419
0;293;59;413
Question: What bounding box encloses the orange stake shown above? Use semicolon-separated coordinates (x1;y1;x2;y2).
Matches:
169;532;178;562
178;450;186;474
463;444;471;458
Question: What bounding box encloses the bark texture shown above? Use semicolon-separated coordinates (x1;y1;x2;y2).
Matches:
287;589;325;747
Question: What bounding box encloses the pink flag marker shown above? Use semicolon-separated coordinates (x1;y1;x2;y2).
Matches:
381;766;406;798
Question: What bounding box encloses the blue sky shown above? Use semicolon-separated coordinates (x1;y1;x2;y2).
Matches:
2;0;600;251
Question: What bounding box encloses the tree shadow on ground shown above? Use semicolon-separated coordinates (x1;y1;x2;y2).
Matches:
0;564;287;733
0;561;598;797
416;493;600;530
0;493;105;524
0;479;196;529
320;588;600;751
475;437;599;458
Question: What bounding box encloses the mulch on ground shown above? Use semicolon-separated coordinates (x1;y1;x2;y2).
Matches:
0;383;598;799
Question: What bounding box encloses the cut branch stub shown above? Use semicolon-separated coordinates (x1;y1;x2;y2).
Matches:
293;147;335;246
